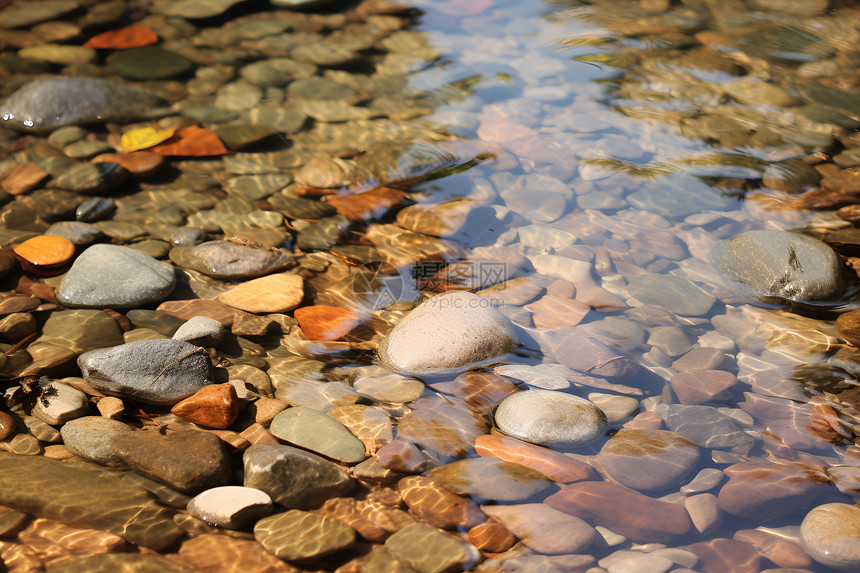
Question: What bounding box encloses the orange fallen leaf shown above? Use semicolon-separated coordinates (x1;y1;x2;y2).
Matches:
151;125;231;157
84;25;159;49
294;305;361;341
121;125;175;153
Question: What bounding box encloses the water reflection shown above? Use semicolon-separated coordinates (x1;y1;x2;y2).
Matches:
0;0;859;570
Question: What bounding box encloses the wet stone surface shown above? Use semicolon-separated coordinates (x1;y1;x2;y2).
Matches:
0;0;859;570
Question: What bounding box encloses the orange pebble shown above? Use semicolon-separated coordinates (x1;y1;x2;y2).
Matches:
293;305;360;341
13;235;75;276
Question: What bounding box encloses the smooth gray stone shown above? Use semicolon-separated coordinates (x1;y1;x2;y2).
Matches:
243;444;354;509
494;390;607;448
57;244;176;309
378;291;516;375
711;230;846;303
44;221;104;246
77;339;213;405
172;315;225;347
60;416;133;467
0;77;166;132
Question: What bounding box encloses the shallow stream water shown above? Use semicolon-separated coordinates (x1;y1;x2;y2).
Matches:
0;0;859;572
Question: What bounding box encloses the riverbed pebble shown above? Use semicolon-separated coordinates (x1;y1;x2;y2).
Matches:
378;291;516;375
493;389;607;448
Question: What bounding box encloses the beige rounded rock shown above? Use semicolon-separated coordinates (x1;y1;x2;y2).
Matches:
494;389;607;448
800;503;860;570
378;291;516;375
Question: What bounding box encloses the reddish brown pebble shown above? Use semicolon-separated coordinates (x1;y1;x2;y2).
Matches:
475;434;593;483
0;162;49;195
294;305;360;341
13;235;75;275
102;308;134;331
397;475;487;530
669;369;737;404
0;312;37;343
377;440;434;474
734;529;814;569
0;410;15;440
14;274;58;303
325;186;407;222
96;396;125;420
171;383;239;429
717;460;821;521
545;481;692;542
682;538;761;573
468;520;517;553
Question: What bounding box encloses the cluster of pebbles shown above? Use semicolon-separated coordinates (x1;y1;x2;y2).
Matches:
0;0;859;572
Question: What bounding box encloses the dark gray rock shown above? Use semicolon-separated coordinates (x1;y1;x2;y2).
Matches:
243;444;354;509
57;244;176;309
77;339;213;405
0;77;166;132
711;230;847;303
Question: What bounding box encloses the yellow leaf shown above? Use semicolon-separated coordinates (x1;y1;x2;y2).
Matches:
121;126;176;153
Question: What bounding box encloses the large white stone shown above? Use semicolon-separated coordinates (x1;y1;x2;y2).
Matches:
494;389;606;448
378;291;516;375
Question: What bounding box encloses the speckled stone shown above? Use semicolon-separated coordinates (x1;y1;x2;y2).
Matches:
800;503;860;570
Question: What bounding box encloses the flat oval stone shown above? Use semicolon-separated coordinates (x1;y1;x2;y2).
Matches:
378;291;516;375
482;503;597;555
108;46;194;80
60;416;133;467
546;481;692;543
711;230;847;303
172;315;224;347
494;390;607;448
429;457;553;503
77;339;213;405
597;429;700;492
57;244;176;309
254;510;356;562
45;221;104;247
0;77;166;132
187;486;273;529
628;273;715;316
13;235;74;270
110;429;231;495
217;272;303;314
269;407;366;464
170;240;292;280
800;503;860;570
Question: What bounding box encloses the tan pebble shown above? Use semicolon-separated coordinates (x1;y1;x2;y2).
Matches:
43;444;74;459
468;520;517;553
97;396;125;420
